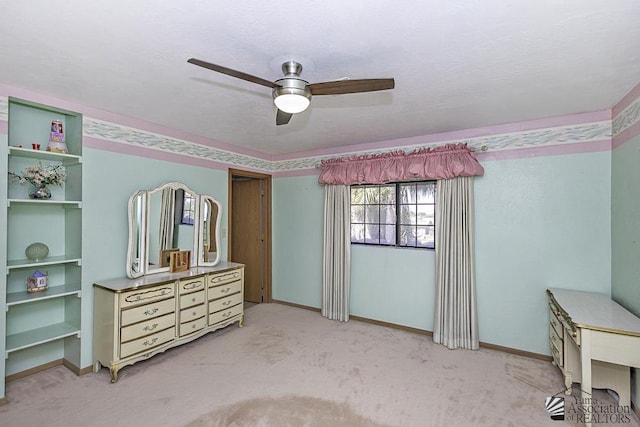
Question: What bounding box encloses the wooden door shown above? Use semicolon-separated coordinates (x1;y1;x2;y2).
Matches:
231;177;265;303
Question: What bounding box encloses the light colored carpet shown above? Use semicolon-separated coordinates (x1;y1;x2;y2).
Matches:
0;303;637;426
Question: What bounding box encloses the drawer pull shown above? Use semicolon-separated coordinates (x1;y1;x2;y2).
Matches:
223;300;232;306
222;311;232;318
184;281;200;290
211;272;240;284
125;287;172;303
143;323;159;332
192;297;196;302
143;337;158;347
192;311;197;316
144;308;159;316
192;324;197;329
221;287;231;294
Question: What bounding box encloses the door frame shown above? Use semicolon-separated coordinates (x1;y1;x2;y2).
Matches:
228;168;272;303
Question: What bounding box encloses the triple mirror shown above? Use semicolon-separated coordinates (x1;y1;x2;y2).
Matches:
126;182;221;278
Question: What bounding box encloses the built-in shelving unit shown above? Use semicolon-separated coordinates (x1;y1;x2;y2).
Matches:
1;97;84;397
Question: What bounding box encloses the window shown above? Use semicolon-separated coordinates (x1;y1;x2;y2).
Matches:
350;181;436;249
181;191;196;225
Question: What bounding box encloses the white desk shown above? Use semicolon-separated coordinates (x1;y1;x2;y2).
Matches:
547;289;640;424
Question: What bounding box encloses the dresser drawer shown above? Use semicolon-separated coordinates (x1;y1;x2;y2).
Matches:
178;277;205;295
121;298;175;327
180;304;206;324
120;327;175;358
179;316;207;337
209;304;243;325
208;270;242;287
121;312;175;343
180;289;205;309
209;280;242;301
120;284;175;309
209;292;243;314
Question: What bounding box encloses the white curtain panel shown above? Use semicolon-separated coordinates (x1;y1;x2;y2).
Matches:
433;176;479;350
322;185;351;322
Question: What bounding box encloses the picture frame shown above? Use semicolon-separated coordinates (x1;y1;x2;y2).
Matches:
169;250;191;272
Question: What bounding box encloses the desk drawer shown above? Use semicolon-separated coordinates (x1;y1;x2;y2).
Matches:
549;324;563;367
178;277;205;295
120;284;175;309
209;304;243;325
180;290;205;309
549;302;580;346
121;312;175;343
120;327;175;358
121;298;175;327
549;310;563;338
209;280;242;300
208;270;242;287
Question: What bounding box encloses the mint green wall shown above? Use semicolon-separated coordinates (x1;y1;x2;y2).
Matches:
81;148;228;368
611;133;640;405
272;176;324;306
351;245;435;329
475;152;611;354
611;136;640;314
273;149;611;355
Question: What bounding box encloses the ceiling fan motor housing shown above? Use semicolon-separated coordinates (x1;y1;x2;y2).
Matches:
273;61;312;113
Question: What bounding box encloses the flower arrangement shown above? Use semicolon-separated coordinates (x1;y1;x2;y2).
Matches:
8;162;66;187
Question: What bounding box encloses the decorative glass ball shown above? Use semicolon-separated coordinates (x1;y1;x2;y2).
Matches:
25;242;49;261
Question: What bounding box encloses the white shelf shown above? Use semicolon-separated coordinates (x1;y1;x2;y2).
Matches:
6;322;81;355
7;256;82;272
7;198;82;208
8;146;82;165
7;284;81;307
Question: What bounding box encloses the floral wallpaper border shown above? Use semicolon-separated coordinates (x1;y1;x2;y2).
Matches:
613;95;640;138
270;121;612;172
84;118;274;171
83;117;613;172
1;95;636;173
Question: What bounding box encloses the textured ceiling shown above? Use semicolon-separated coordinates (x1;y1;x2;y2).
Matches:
1;1;639;156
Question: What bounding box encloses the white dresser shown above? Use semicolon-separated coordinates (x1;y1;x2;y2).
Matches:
547;288;640;409
94;262;244;382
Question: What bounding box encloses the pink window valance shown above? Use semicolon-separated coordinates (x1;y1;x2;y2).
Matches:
318;143;484;185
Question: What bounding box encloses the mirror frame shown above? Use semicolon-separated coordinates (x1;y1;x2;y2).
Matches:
126;182;222;278
197;195;222;268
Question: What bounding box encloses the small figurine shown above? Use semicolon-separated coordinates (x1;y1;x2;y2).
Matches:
27;270;49;293
46;119;68;153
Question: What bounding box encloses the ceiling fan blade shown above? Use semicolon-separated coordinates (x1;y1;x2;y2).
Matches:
308;78;395;96
187;58;279;89
276;109;293;126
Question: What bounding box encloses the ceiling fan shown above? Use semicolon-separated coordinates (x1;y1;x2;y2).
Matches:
187;58;395;125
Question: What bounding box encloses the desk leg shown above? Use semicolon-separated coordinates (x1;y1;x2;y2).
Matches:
580;329;592;427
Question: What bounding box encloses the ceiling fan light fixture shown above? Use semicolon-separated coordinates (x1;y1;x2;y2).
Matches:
273;87;311;114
